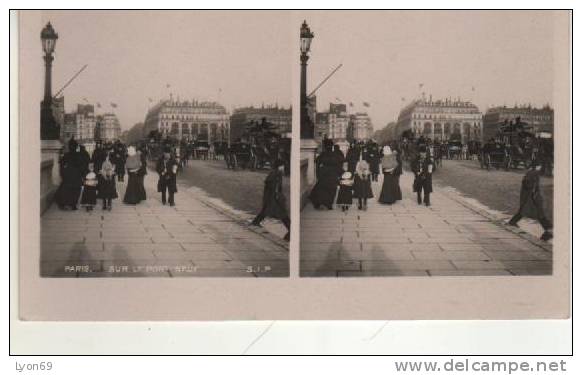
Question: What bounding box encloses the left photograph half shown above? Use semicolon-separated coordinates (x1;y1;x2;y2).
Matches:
34;11;292;277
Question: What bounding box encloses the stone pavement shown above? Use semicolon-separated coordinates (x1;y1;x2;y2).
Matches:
300;171;553;277
41;170;289;277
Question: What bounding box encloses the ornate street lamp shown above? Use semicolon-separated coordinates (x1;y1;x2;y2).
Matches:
40;22;59;140
300;20;314;139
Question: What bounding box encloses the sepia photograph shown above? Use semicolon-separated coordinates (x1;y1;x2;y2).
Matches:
37;11;291;277
300;11;558;277
14;9;570;325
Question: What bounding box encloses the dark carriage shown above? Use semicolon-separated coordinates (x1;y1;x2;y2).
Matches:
496;118;537;170
479;141;510;170
225;141;255;170
192;140;210;160
447;140;463;160
213;141;229;160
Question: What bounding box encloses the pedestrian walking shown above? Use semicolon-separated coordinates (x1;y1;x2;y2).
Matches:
353;158;373;210
55;139;83;210
365;144;381;182
507;162;553;241
136;147;148;202
112;141;127;182
123;146;144;205
378;146;402;204
251;159;291;241
310;139;342;210
80;162;98;211
91;140;107;173
411;146;433;206
97;154;118;211
336;163;354;212
156;149;178;206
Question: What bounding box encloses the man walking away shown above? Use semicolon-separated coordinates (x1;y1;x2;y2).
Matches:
507;162;553;241
251;159;291;241
411;146;434;206
156;148;178;206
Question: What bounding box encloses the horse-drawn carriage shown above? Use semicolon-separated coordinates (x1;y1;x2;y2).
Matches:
225;141;255;170
447;140;463;159
192;140;210;160
479;141;510;170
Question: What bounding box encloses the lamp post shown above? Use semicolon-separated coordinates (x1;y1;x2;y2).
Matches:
300;20;314;139
40;22;59;140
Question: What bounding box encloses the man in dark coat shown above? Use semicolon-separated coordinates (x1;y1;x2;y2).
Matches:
310;140;343;210
365;144;381;182
112;141;127;182
508;162;553;241
251;159;290;241
411;146;433;206
346;143;360;173
156;149;178;206
91;140;107;173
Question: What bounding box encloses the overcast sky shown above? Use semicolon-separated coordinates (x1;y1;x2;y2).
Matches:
40;11;293;130
303;11;560;129
39;11;562;131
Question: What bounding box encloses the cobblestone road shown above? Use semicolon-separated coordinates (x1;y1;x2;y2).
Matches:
41;170;289;277
300;171;553;277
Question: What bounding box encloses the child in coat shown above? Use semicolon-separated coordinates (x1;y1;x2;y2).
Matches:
336;163;354;212
98;154;118;211
80;163;98;211
353;159;373;210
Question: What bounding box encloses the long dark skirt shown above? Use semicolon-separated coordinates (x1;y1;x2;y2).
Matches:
80;186;97;206
97;177;118;200
378;172;402;204
137;174;147;202
123;172;143;204
310;167;338;209
336;185;353;205
55;185;81;207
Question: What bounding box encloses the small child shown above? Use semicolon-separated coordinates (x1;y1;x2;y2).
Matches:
354;159;373;210
336;163;354;212
98;154;118;211
80;163;98;211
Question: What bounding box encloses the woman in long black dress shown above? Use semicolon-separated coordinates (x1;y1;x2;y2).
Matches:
378;146;402;204
55;142;84;210
309;140;342;210
136;147;147;202
123;146;144;205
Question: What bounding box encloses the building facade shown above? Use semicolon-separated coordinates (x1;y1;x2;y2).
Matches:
396;97;482;143
482;104;554;141
314;103;350;144
349;112;374;142
60;104;97;144
96;113;121;142
144;99;230;143
230;105;292;142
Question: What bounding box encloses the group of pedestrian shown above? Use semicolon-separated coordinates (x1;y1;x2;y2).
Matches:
55;138;151;211
310;139;420;212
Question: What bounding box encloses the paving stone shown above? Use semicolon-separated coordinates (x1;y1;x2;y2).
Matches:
41;170;289;277
451;260;507;270
428;269;513;276
412;250;491;261
361;260;455;271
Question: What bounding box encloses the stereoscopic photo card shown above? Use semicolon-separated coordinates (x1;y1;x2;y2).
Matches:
15;10;570;321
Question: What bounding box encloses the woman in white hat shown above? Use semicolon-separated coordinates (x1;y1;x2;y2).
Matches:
378;145;402;204
123;145;145;205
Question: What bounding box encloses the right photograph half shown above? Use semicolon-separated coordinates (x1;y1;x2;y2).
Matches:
299;11;557;277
